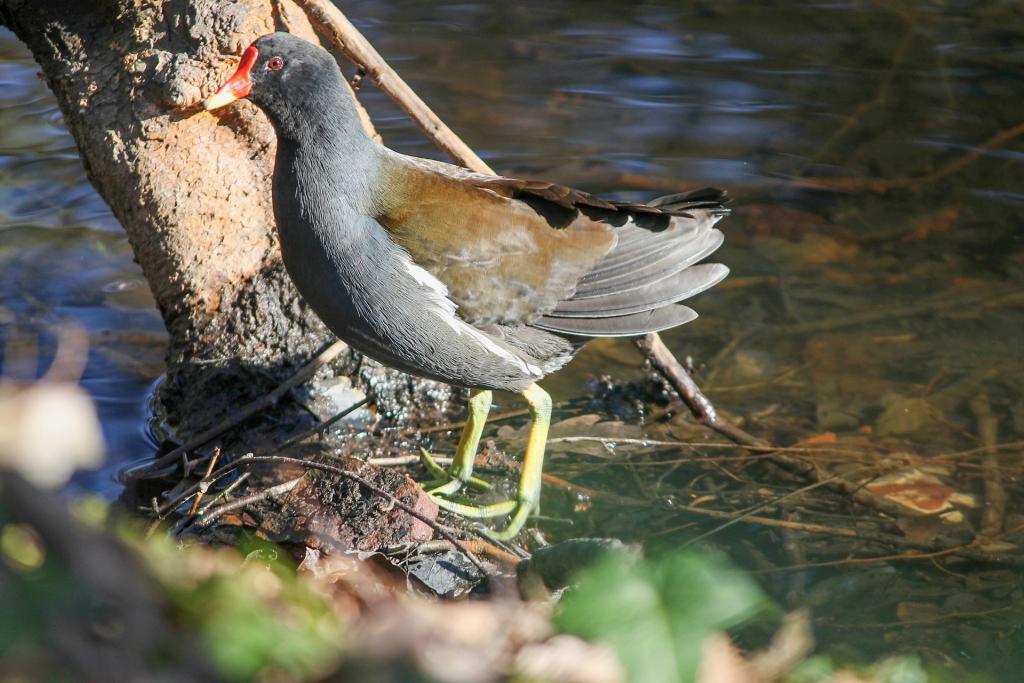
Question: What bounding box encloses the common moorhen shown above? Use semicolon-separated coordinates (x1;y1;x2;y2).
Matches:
204;33;729;539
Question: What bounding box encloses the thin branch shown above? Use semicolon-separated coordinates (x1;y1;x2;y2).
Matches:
970;393;1006;538
188;446;222;516
797;119;1024;193
633;333;767;448
280;396;369;449
679;475;844;548
194;476;303;528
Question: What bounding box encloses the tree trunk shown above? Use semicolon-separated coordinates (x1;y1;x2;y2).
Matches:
0;0;449;441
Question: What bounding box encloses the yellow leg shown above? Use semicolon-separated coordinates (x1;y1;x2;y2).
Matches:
420;389;493;495
425;383;551;542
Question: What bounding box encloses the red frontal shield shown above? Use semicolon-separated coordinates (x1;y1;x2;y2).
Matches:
203;45;259;110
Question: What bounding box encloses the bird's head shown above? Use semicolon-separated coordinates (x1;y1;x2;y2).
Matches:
203;33;349;139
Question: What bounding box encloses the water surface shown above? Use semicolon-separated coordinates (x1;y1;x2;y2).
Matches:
1;1;1021;677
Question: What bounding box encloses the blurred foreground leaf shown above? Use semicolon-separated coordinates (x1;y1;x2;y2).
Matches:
141;537;344;682
554;551;770;683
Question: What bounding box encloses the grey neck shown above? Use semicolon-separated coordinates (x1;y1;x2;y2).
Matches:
269;86;384;214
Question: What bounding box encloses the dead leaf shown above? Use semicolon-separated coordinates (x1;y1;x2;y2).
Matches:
866;467;957;514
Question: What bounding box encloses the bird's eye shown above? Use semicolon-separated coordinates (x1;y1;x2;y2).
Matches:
268;56;285;71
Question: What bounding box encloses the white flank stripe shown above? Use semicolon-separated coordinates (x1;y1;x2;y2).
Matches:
401;254;541;377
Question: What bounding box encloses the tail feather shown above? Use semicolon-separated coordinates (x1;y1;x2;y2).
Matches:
534;304;699;337
576;221;704;286
549;263;728;318
573;227;723;299
530;187;729;339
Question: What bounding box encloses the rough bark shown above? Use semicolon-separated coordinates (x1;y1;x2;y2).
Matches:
0;0;449;438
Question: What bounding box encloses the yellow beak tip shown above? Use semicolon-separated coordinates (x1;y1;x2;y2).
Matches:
202;92;238;111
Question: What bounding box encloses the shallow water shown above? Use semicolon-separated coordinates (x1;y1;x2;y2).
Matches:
1;0;1022;677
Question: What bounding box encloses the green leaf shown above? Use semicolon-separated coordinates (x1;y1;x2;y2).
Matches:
554;550;769;683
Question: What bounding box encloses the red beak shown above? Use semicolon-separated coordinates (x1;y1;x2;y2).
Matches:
203;45;259;110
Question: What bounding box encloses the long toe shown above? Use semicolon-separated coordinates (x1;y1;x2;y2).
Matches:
426;477;465;496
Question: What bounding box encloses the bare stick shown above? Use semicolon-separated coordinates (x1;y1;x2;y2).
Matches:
280;396;369;449
194;476;303;528
153;396;368;517
124;339;348;480
369;454;453;467
679;475;844;549
970;393;1006;538
291;0;493;174
188;446;222;516
633;333;767;448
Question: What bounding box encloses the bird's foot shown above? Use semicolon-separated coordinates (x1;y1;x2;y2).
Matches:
430;495;537;542
418;448;493;496
415;384;549;542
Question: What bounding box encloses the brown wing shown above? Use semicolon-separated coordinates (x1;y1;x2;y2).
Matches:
375;154;729;328
375;156;618;324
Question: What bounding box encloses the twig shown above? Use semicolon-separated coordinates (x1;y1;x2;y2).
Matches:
281;396;369;449
124;340;348;480
369;454;453;467
970;392;1006;538
751;545;970;573
291;0;493;174
188;446;222;516
400;538;521;567
543;471;1024;566
153;397;374;518
197;472;251;516
679;475;844;549
396;407;531;437
194;476;303;528
633;333;767;448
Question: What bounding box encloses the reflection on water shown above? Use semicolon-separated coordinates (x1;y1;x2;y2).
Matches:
0;29;167;497
1;1;1021;676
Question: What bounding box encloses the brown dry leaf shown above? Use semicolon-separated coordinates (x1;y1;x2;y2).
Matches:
865;467;958;514
801;431;838;446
